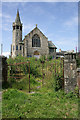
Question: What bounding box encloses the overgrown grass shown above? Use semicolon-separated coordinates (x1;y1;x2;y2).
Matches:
2;89;78;118
0;101;2;120
2;56;79;119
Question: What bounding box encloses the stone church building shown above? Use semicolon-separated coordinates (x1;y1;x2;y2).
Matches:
11;10;57;58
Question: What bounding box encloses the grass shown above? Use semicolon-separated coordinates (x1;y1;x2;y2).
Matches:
2;89;78;118
0;101;2;120
2;56;79;119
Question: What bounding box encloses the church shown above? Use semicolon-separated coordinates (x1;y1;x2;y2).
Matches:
11;10;57;58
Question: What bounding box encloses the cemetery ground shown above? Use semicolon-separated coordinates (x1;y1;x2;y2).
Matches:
2;56;79;118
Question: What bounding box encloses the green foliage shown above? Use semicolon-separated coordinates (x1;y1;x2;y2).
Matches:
74;86;79;97
54;75;63;91
65;91;77;99
2;89;78;118
7;56;42;78
39;55;46;63
2;57;79;118
54;59;63;91
6;57;64;92
47;55;53;60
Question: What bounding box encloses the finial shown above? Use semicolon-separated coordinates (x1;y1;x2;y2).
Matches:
17;9;19;17
15;9;21;23
36;24;37;27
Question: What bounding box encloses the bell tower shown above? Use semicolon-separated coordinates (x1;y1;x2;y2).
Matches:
11;10;22;58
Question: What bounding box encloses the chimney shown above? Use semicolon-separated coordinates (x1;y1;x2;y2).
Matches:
59;49;61;52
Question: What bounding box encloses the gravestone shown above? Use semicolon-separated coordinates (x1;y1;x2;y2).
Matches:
64;52;77;93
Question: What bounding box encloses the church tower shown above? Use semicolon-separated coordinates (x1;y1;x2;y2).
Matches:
11;10;23;58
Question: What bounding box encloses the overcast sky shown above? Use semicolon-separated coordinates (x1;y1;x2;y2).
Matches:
0;2;78;57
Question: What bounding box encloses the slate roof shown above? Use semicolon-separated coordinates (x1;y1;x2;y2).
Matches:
48;41;57;48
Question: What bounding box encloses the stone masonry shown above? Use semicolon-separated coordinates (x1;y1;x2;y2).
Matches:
64;52;77;93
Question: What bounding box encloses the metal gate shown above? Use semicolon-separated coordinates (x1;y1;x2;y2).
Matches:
7;61;30;93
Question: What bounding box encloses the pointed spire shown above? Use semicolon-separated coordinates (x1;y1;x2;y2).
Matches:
17;9;19;17
15;9;21;24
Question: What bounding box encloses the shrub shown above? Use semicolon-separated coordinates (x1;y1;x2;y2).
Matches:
54;75;63;91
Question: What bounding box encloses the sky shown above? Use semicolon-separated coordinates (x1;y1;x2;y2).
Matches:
0;1;78;57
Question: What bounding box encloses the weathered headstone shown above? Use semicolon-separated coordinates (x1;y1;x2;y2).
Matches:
64;52;77;93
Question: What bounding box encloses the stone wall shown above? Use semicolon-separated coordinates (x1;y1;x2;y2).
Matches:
64;53;77;93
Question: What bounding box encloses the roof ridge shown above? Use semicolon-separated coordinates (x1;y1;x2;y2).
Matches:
25;26;48;39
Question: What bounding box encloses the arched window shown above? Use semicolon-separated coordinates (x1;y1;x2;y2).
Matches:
16;45;18;50
32;34;41;47
20;45;21;50
16;25;19;29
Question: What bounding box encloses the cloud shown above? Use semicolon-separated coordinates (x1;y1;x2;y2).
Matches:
2;13;13;22
23;23;35;33
64;16;78;27
55;37;78;51
2;13;13;31
2;23;12;31
0;13;2;17
2;52;10;58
